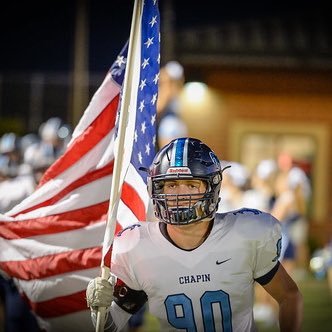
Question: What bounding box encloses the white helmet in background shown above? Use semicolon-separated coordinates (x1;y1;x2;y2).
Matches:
0;133;22;177
164;61;184;81
287;166;311;199
20;133;40;156
23;143;55;172
39;117;71;143
222;161;249;189
0;132;20;154
256;159;278;180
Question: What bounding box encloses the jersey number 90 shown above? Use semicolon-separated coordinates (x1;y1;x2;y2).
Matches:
165;290;232;332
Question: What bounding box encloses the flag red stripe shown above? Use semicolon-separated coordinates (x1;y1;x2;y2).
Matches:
38;95;119;186
11;160;114;217
0;202;108;239
121;182;146;221
26;291;88;318
0;247;102;280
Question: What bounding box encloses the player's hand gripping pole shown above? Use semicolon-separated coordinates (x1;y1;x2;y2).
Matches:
95;0;143;331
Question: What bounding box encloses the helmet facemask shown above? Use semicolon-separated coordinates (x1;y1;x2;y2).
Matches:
151;174;221;225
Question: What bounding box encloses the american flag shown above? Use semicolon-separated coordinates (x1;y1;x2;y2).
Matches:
101;0;160;268
0;0;160;331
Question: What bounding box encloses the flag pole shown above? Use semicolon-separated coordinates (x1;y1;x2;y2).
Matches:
95;0;143;331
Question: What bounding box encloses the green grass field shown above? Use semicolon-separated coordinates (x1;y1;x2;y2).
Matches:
256;273;332;332
143;273;332;331
300;277;332;332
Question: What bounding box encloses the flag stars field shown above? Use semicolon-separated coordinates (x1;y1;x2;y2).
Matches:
115;55;126;68
142;58;150;68
139;79;147;90
151;93;157;105
153;72;159;84
144;37;154;48
139;100;145;112
151;114;156;126
145;143;151;155
137;151;143;164
149;16;157;27
141;121;147;134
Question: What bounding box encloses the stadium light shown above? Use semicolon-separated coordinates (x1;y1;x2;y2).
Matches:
183;82;208;103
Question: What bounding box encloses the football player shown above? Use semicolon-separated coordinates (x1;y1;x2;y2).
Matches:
86;137;302;332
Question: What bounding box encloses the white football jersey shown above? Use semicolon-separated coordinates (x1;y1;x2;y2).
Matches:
111;208;282;332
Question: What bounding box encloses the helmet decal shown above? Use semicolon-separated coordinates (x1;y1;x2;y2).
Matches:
166;167;191;174
171;138;188;167
209;151;219;166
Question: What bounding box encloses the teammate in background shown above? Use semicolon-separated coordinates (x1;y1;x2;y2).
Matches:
86;137;303;332
0;133;36;213
217;161;249;213
156;61;188;149
0;132;22;179
243;159;279;326
242;159;278;212
272;159;311;277
23;117;72;183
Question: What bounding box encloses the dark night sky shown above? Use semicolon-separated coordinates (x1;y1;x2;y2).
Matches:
0;0;327;73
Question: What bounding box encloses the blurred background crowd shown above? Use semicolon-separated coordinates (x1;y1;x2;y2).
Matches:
0;118;72;214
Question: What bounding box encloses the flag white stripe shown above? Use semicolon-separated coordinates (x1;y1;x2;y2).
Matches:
1;222;104;261
68;75;120;145
7;173;113;221
17;268;100;302
7;130;116;217
117;200;142;229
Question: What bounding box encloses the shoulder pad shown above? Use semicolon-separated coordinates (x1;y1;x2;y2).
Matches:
232;208;280;239
114;223;142;254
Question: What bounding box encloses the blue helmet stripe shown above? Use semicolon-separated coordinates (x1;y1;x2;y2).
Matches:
171;138;188;167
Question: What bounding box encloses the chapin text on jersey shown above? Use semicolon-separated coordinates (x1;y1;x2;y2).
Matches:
179;274;211;284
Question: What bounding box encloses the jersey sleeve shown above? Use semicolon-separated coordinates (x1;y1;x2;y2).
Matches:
111;224;142;291
110;224;148;316
253;213;282;281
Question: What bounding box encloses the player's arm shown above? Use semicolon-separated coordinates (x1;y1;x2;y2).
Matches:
252;212;303;331
262;264;303;332
86;276;147;331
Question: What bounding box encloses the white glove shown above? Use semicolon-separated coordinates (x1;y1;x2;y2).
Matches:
86;276;114;309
